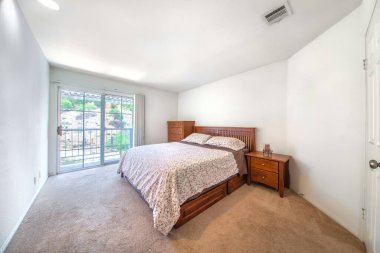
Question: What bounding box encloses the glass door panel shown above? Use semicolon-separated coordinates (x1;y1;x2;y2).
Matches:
83;93;102;167
58;89;133;173
105;95;123;164
60;90;84;171
121;97;134;151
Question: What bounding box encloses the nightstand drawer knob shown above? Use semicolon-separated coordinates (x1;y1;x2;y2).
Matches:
262;176;265;179
261;164;265;166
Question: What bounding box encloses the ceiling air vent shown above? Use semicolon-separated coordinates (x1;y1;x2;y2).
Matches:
264;2;292;24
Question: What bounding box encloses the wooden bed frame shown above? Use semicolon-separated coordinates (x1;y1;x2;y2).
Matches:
174;126;255;228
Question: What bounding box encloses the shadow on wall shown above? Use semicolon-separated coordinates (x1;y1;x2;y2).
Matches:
287;152;311;197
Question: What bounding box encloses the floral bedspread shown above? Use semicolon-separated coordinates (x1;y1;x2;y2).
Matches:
117;142;238;235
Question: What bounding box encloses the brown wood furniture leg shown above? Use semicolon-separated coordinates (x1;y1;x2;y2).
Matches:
278;162;284;198
247;157;251;185
284;161;290;188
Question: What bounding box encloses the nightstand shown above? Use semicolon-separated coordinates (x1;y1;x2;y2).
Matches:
245;151;290;197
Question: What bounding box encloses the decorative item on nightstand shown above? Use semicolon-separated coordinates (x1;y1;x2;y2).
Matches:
262;144;273;157
167;121;195;142
245;151;290;198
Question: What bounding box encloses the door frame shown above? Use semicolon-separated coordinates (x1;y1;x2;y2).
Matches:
52;83;134;174
361;0;379;245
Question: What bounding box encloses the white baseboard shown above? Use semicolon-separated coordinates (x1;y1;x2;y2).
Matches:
0;176;48;253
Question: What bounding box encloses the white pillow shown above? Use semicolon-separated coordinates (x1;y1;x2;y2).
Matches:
182;133;212;145
205;136;245;151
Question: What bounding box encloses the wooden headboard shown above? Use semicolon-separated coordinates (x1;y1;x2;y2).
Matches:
194;126;255;152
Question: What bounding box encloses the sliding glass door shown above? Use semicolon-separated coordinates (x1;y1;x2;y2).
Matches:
58;88;133;173
104;95;134;164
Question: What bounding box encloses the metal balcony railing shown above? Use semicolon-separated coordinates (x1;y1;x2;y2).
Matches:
59;128;133;170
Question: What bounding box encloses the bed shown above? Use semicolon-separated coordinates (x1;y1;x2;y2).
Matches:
117;126;255;235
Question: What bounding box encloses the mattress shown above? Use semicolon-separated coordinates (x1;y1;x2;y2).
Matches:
117;141;245;235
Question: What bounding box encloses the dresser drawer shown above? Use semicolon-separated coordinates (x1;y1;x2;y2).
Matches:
168;127;183;135
168;122;183;128
252;157;279;173
168;133;183;142
252;168;278;189
167;121;194;143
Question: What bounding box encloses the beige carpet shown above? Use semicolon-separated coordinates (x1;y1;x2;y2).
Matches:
6;165;365;253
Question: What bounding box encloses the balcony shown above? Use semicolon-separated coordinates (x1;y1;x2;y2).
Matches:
60;128;133;173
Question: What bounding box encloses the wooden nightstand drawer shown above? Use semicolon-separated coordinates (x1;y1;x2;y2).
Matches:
252;157;279;173
252;169;278;190
169;127;183;135
246;151;290;198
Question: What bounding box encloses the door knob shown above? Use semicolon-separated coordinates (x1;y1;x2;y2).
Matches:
369;160;379;169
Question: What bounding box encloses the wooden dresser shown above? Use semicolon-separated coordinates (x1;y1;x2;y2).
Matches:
245;151;290;197
167;121;195;142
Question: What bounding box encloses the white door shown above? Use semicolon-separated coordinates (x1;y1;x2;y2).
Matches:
365;1;380;252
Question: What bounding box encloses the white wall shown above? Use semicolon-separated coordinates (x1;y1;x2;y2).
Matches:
0;0;49;251
179;61;288;154
48;67;178;175
286;7;365;237
178;6;366;238
0;1;368;251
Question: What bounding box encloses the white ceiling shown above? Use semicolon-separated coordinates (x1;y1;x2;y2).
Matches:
18;0;361;92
